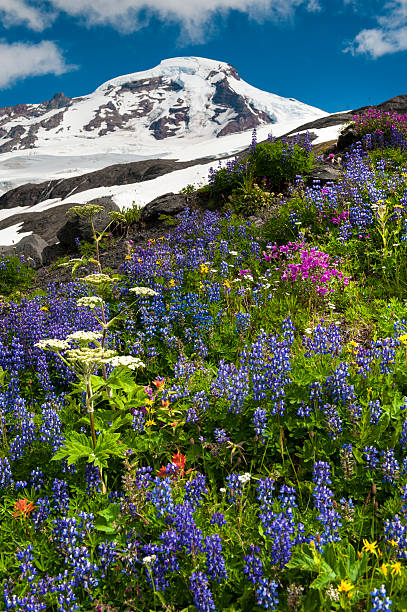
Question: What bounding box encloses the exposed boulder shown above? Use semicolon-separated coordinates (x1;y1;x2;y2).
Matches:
306;163;341;185
141;193;189;225
57;197;120;249
0;234;48;268
336;128;358;152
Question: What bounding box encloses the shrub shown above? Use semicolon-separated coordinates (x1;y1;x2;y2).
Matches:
228;175;273;216
110;201;142;232
208;163;246;199
179;183;196;195
350;108;407;138
0;254;35;295
249;139;315;192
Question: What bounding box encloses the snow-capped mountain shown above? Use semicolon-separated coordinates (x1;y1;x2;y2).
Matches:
0;57;326;160
0;56;329;253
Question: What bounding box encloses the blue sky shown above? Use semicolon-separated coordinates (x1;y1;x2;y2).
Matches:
0;0;406;113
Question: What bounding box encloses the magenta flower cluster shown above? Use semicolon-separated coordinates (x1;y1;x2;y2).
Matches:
352;108;407;138
277;246;350;297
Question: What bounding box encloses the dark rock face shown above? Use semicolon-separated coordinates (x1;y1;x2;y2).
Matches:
212;78;274;137
0;93;72;153
306;163;341;185
84;100;155;136
336;129;358;152
119;77;182;94
45;93;71;111
57;197;120;249
0;156;215;210
0;234;48;269
141;193;189;224
150;105;190;139
0;198;120;266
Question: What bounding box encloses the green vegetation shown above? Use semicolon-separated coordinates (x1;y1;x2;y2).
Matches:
3;123;407;610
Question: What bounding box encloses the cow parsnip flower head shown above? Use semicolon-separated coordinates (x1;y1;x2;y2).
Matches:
82;273;116;285
66;331;103;344
76;296;105;309
35;338;71;351
66;347;116;367
67;204;105;219
106;355;146;370
58;258;83;268
129;287;159;296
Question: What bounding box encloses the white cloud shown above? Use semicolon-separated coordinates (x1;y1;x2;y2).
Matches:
0;0;53;31
0;40;73;89
1;0;319;39
347;0;407;57
347;25;407;57
48;0;319;27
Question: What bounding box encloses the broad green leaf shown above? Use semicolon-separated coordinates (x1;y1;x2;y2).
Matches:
52;432;94;465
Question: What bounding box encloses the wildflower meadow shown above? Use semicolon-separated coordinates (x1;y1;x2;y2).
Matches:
3;110;407;611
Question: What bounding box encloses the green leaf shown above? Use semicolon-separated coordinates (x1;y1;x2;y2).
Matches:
352;447;364;464
91;431;127;468
52;432;94;465
286;549;319;572
95;503;121;533
310;570;334;590
93;410;132;433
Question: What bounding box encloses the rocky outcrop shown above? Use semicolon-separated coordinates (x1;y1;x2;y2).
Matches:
141;193;189;224
305;163;341;185
213;78;275;137
282;94;407;146
57;197;119;249
0;234;48;268
0;156;215;210
336;129;358;152
0;198;121;267
45;93;71;111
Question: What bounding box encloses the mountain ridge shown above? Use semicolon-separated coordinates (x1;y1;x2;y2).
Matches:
0;56;326;157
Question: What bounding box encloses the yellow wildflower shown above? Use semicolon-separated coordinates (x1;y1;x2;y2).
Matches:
40;306;49;312
146;419;156;427
200;264;209;274
337;580;354;594
169;279;175;287
223;280;231;288
125;255;131;260
388;539;399;547
362;539;378;556
391;561;402;577
379;563;388;577
399;334;407;346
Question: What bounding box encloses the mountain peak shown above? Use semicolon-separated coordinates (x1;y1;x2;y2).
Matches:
95;56;240;93
0;56;327;156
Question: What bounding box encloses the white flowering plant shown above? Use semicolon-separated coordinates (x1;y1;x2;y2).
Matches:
36;331;148;493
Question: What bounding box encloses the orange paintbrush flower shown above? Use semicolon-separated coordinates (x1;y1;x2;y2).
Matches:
152;378;165;390
172;452;186;475
13;498;35;518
